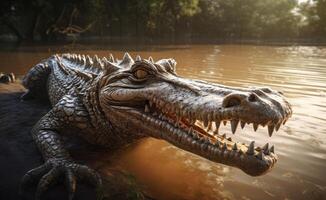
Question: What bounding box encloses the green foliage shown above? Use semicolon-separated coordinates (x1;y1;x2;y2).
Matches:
0;0;325;41
299;0;326;37
193;0;300;39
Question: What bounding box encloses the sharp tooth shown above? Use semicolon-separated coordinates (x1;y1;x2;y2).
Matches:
203;117;209;127
232;143;238;150
257;151;265;160
227;137;232;141
240;121;246;129
223;121;227;126
262;143;269;151
247;141;255;155
207;122;212;132
214;121;220;135
145;105;149;113
231;119;239;134
215;121;221;129
268;125;274;137
270;145;275;153
275;122;281;131
253;123;258;131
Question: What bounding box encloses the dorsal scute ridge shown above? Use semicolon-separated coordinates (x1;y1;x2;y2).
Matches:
135;55;141;61
101;56;120;75
86;55;93;66
60;53;178;78
82;55;86;66
93;55;104;69
148;56;154;63
109;54;115;63
55;55;70;75
118;52;134;68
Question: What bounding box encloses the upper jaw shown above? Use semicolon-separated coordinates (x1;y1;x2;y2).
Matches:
105;83;291;176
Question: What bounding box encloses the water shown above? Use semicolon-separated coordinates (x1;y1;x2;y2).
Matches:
1;44;326;200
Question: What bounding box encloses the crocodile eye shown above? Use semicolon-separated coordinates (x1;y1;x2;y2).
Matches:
134;69;148;79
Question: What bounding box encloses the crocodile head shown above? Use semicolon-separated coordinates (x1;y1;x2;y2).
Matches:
98;53;292;176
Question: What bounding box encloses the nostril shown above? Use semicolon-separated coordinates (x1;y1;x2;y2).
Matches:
224;97;241;108
261;87;272;93
248;93;257;102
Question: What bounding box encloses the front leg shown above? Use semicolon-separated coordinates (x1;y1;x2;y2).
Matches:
21;104;102;200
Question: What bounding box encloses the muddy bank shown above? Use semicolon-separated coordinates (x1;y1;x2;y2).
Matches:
0;82;151;200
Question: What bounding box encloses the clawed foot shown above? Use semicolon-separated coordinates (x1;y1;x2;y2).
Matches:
20;158;102;200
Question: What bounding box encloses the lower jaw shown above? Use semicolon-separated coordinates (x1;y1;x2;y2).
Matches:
155;120;276;176
166;137;273;176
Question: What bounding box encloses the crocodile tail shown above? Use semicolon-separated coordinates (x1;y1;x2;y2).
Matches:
21;60;51;100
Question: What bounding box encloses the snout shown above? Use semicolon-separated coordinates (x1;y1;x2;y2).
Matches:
222;92;258;108
220;87;291;128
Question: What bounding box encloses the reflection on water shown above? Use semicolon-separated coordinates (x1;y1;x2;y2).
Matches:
1;44;326;200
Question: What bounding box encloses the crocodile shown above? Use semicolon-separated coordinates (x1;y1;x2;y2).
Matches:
20;53;292;200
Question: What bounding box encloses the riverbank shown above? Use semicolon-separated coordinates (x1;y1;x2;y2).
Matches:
1;36;326;49
0;82;152;200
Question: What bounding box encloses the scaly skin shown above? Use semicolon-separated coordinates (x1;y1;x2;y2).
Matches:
20;53;292;199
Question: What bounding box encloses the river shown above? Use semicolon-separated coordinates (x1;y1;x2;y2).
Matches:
1;44;325;200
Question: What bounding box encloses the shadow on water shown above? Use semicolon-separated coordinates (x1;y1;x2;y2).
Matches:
0;44;326;200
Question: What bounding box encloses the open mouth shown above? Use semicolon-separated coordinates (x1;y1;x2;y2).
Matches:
143;99;279;156
109;88;291;176
118;95;291;176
